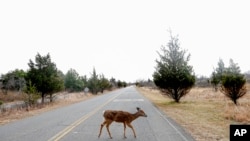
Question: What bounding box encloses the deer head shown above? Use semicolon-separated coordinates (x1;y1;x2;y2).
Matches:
136;107;147;117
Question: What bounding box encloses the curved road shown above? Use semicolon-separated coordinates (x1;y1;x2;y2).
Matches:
0;86;195;141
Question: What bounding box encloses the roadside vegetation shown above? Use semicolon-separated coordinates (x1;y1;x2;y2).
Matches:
136;48;250;140
137;84;250;141
1;30;250;141
0;53;128;115
152;31;248;106
153;31;195;103
0;91;96;125
137;31;250;141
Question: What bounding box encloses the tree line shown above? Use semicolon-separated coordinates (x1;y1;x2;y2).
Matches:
0;53;127;105
1;31;248;106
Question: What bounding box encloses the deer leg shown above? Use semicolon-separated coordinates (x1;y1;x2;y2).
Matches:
127;123;136;138
98;121;107;138
123;122;127;138
106;121;113;139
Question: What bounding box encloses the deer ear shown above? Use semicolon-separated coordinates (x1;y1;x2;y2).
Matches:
136;107;140;111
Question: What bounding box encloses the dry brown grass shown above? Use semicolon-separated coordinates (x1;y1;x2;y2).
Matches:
0;92;96;125
0;91;26;102
137;86;250;141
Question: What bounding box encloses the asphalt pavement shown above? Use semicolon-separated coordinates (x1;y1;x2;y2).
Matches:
0;86;195;141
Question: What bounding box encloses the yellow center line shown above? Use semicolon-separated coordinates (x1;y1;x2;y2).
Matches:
48;93;121;141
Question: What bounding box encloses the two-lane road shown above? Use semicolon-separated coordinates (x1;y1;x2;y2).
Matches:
0;86;195;141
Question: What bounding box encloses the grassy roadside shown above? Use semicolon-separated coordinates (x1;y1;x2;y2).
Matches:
137;86;250;141
0;92;96;125
0;88;120;125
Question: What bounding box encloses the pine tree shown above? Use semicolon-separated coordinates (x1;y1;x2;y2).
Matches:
153;32;195;102
26;53;64;103
220;59;247;105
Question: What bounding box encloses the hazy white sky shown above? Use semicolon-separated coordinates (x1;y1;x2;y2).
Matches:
0;0;250;82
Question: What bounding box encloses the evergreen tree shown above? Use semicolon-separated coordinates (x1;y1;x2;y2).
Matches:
99;74;111;93
64;69;84;92
220;59;247;105
153;32;195;103
88;68;99;94
26;53;64;103
211;58;226;90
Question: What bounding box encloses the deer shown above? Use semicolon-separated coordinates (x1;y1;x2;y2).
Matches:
98;107;147;139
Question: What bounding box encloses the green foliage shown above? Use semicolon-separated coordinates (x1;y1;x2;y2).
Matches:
117;80;127;88
109;77;117;88
24;80;40;105
0;69;26;94
0;100;3;105
153;32;195;103
88;68;100;94
64;69;84;92
211;71;220;91
117;80;122;88
225;59;241;74
80;75;88;87
220;59;247;105
26;53;64;103
210;58;226;91
122;81;127;87
87;68;113;94
99;74;112;92
215;58;226;80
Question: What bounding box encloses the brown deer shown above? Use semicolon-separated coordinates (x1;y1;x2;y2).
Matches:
98;107;147;139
